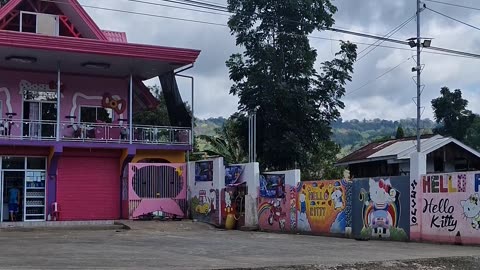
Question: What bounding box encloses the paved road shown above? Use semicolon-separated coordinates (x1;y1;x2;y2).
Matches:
0;221;479;269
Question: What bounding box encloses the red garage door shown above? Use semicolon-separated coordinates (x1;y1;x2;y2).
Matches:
57;156;120;220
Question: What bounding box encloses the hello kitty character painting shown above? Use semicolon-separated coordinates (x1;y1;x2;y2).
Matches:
461;193;480;230
331;189;344;210
296;193;311;231
361;178;400;239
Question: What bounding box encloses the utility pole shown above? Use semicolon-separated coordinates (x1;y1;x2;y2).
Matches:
248;110;257;163
416;0;422;153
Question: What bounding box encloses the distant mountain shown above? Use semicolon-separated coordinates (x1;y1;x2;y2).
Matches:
195;117;438;157
195;117;226;136
332;118;437;156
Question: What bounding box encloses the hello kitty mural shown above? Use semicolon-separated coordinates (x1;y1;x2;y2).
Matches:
461;193;480;230
357;178;408;241
410;172;480;245
296;180;350;235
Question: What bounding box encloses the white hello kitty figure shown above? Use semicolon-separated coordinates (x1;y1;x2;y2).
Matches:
461;193;480;230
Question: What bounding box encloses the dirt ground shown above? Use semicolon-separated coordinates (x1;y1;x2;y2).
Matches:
0;220;478;270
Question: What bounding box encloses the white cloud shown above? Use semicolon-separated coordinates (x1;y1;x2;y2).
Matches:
79;0;480;120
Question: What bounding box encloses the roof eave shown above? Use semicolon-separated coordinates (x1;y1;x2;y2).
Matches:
335;155;397;167
0;30;200;64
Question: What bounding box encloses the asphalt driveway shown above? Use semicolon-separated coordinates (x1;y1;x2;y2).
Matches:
0;221;478;269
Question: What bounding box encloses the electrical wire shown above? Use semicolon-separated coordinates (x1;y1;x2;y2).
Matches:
126;0;230;16
148;0;228;12
424;0;480;12
426;7;480;31
41;0;480;62
174;0;229;11
356;14;417;62
346;57;412;96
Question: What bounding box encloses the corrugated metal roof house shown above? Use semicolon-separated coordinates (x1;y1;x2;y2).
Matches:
336;135;480;178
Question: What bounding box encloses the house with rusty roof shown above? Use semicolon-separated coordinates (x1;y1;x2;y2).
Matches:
335;135;480;178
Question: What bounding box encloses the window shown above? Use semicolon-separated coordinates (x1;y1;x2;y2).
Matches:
80;107;113;123
23;90;57;102
2;157;25;170
27;157;46;170
20;12;59;36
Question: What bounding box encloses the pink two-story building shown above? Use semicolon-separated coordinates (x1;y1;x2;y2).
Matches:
0;0;199;222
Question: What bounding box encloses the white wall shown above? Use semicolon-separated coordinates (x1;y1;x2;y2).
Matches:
237;162;260;228
264;169;301;187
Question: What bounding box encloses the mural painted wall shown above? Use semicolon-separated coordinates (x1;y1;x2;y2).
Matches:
188;159;223;226
352;176;410;241
411;172;480;245
296;180;351;235
258;174;296;232
221;165;247;228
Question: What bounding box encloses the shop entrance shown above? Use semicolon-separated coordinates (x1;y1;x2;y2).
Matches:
1;171;25;222
0;157;47;223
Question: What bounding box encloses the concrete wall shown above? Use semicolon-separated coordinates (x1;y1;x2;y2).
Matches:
220;162;259;228
352;176;410;241
257;170;300;232
411;171;480;245
188;158;223;226
296;180;352;236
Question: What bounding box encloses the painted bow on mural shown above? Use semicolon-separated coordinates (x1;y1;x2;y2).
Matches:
102;93;126;114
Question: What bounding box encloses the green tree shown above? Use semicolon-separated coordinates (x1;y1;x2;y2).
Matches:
431;87;475;141
226;0;357;172
133;85;170;126
303;140;345;180
465;116;480;151
198;115;247;164
395;126;405;139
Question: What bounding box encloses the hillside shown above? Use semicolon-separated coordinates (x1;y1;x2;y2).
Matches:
195;117;437;156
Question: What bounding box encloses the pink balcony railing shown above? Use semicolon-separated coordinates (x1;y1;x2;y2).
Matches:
0;119;191;145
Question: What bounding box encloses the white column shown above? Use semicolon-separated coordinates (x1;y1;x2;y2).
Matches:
56;64;61;142
129;74;133;144
410;152;426;241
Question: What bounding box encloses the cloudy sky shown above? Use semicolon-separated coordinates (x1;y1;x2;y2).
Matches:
81;0;480;120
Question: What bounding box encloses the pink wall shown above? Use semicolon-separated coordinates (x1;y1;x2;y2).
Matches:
411;172;480;245
0;69;128;137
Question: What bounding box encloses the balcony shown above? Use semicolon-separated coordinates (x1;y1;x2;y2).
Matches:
0;119;191;145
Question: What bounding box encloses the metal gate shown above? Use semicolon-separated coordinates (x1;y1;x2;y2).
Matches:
124;163;187;219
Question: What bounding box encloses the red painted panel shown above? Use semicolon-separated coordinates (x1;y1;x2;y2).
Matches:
57;156;120;220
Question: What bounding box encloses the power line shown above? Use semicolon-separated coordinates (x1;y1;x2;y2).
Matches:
150;0;228;12
45;0;228;26
356;14;417;62
126;0;230;17
346;57;412;96
174;0;228;10
424;0;480;12
426;7;480;31
42;0;480;61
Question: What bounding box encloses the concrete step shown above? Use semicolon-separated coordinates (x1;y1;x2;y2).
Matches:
0;220;125;232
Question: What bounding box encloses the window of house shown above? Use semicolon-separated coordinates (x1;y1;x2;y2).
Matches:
80;106;113;123
20;12;59;36
23;90;58;102
454;158;468;171
2;157;25;170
